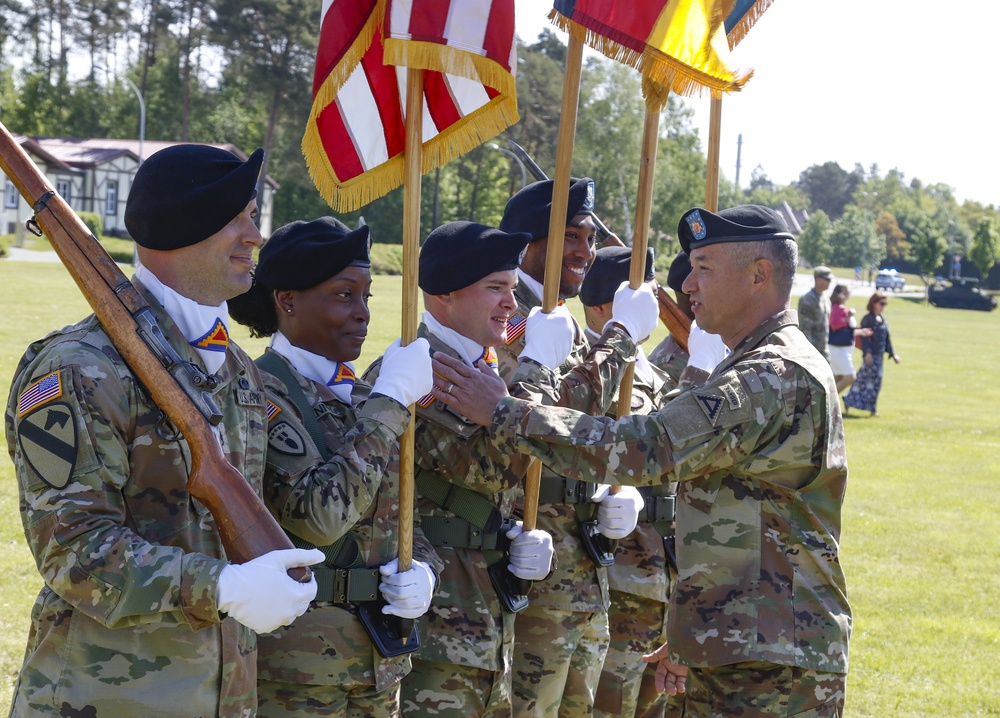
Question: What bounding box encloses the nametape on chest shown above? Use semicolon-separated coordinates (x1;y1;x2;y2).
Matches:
268;421;306;455
17;401;77;489
236;388;264;407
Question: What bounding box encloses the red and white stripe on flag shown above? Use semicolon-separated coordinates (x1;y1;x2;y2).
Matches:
303;0;518;212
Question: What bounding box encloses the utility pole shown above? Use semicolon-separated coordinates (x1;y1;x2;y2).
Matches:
735;133;743;189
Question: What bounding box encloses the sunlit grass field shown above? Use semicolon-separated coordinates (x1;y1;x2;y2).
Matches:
0;259;998;716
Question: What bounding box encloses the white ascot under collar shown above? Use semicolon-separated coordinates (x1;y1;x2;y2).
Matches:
269;332;355;404
422;311;498;374
134;263;230;375
516;268;543;303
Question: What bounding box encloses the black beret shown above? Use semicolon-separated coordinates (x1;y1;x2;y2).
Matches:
677;205;794;256
420;221;531;295
579;245;654;307
255;217;370;291
499;177;595;241
125;144;264;250
666;252;691;293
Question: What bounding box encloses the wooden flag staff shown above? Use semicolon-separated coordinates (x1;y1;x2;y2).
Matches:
705;97;723;212
522;33;585;532
616;105;662;423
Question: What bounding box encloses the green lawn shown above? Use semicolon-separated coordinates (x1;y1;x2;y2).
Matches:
1;259;998;715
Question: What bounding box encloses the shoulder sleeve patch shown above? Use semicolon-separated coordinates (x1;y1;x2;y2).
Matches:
266;400;281;422
504;311;526;345
267;421;306;456
17;371;63;417
663;373;754;445
17;400;78;489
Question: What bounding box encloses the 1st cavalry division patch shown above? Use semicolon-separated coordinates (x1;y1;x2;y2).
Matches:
18;401;78;489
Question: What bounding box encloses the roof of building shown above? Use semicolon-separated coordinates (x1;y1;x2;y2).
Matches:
773;201;809;235
25;137;279;189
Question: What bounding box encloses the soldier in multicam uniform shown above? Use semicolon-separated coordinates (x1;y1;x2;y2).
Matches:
578;246;677;718
434;205;853;718
363;221;559;717
4;145;322;718
227;217;440;717
496;180;647;717
797;265;833;360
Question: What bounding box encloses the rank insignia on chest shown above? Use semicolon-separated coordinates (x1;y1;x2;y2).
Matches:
504;312;526;344
267;421;306;455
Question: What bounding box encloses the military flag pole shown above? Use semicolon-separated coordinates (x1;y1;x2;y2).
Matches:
394;67;425;643
522;32;585;532
616;105;662;421
705;97;723;211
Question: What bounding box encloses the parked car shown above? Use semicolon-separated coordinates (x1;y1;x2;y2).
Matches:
875;269;906;291
928;278;997;311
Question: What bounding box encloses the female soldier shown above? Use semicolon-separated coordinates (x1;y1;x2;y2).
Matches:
229;217;441;717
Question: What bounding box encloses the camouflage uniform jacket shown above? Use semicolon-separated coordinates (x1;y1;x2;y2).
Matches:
797;288;830;360
364;325;544;671
4;282;264;717
255;349;441;692
491;310;852;672
502;310;636;613
647;334;689;387
583;334;678;603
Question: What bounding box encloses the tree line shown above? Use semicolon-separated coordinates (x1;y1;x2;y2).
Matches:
1;1;996;286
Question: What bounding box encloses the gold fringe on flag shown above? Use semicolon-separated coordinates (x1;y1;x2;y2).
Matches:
548;8;752;109
726;0;777;49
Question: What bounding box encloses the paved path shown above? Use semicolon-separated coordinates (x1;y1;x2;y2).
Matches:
4;246;62;263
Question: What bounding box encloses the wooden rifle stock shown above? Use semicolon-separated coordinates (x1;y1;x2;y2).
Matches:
0;122;308;581
656;285;691;354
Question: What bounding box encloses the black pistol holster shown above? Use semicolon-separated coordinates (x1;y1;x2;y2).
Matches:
417;470;530;613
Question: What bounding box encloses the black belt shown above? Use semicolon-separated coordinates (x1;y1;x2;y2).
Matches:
536;476;596;505
639;494;676;523
420;515;514;552
313;566;381;604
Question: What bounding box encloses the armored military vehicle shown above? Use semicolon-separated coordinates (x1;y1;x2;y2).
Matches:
928;278;997;311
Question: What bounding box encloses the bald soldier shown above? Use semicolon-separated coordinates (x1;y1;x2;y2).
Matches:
496;178;646;716
5;145;322;717
433;205;852;717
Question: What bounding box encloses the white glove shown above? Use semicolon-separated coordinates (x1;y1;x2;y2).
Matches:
686;320;729;373
378;558;436;619
506;522;555;581
592;484;644;540
217;548;324;633
371;337;433;406
520;305;575;370
607;281;659;342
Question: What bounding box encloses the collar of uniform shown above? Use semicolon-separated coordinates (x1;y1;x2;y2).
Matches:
725;309;800;368
269;332;355;405
131;277;246;389
421;311;499;374
515;268;544;306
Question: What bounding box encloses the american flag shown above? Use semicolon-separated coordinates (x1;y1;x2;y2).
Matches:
17;371;63;417
303;0;518;212
266;400;282;422
504;311;526;344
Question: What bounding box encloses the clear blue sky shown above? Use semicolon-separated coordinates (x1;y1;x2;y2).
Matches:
514;0;998;208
